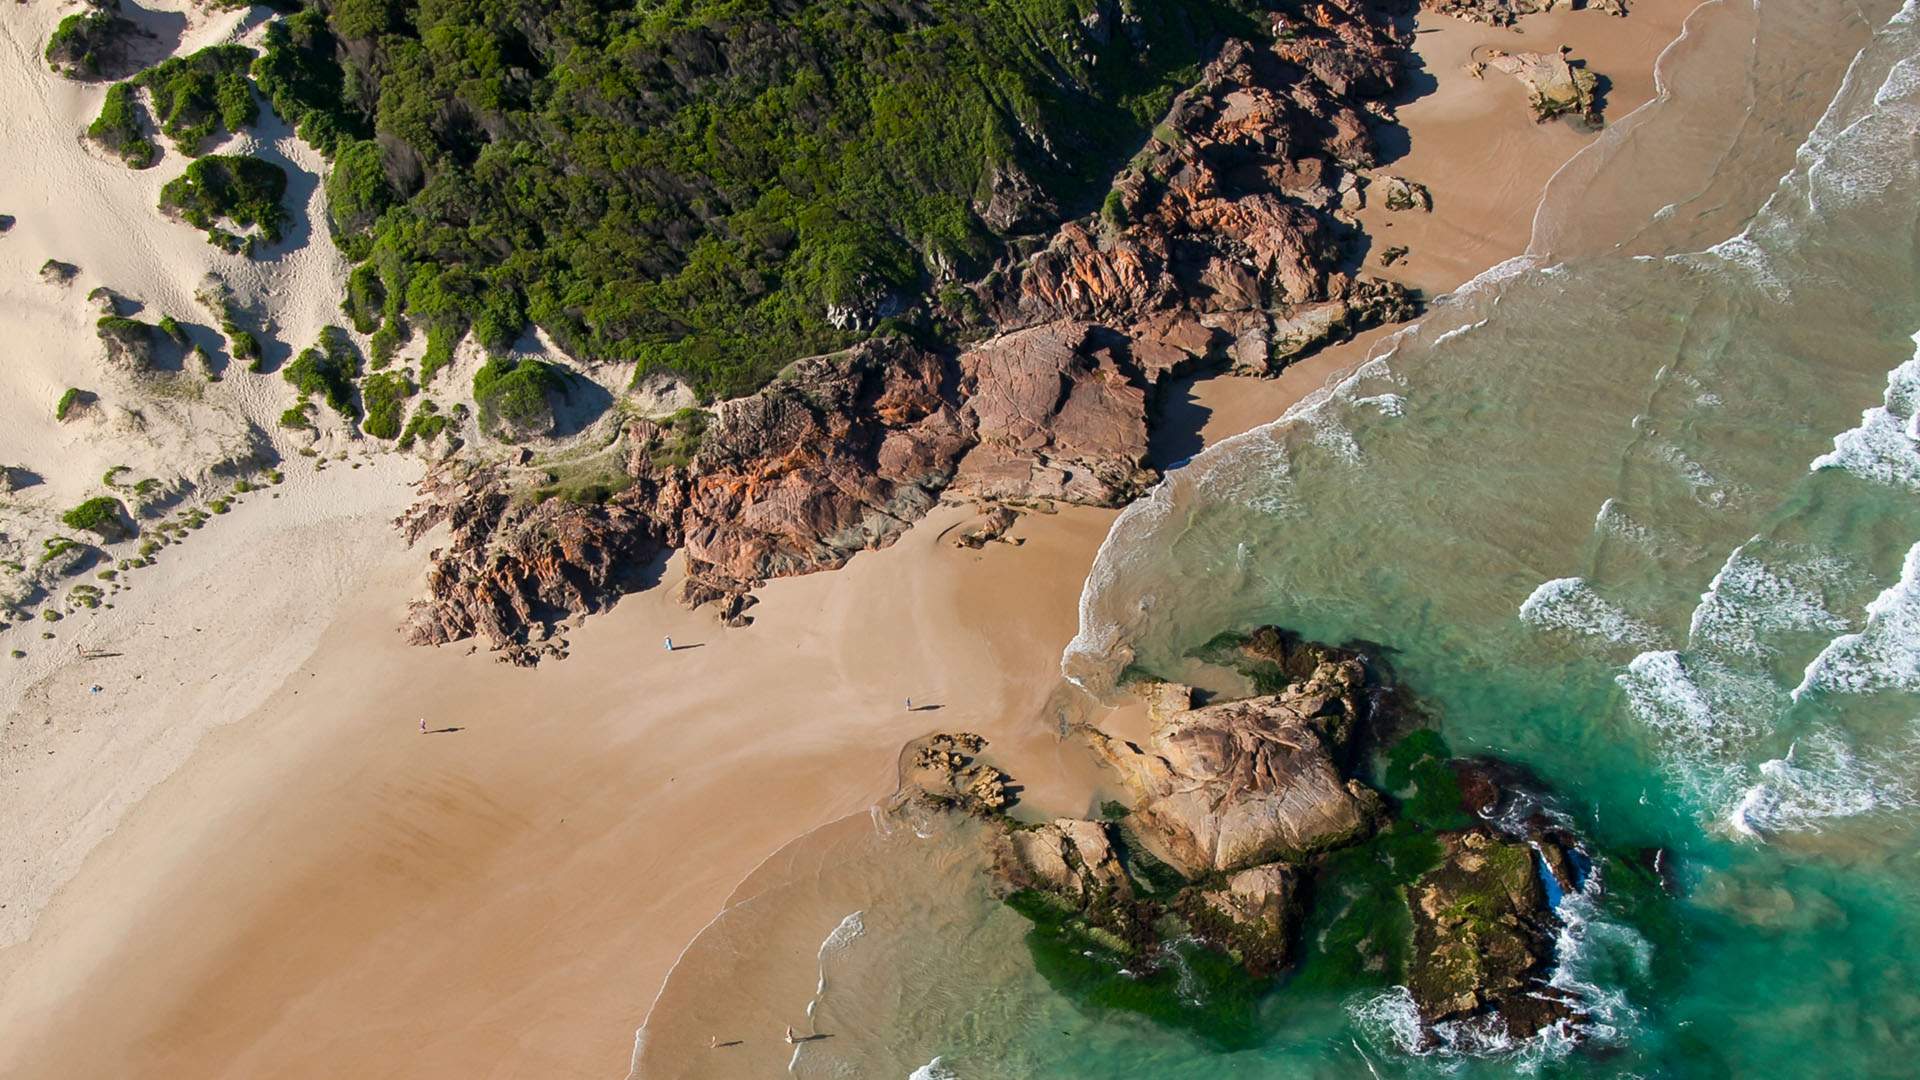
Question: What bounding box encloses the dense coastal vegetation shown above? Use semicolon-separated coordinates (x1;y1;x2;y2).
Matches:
253;0;1268;399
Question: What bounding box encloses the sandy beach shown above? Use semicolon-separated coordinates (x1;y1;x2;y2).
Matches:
0;3;1695;1076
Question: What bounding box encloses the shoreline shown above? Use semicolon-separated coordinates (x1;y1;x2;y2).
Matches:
0;4;1696;1076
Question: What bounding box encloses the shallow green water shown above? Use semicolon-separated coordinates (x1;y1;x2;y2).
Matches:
634;1;1920;1075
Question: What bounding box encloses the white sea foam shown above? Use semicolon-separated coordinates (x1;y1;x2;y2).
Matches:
1686;543;1849;660
1431;317;1489;349
1794;541;1920;698
1519;578;1663;649
1356;392;1407;417
1728;725;1916;836
907;1057;959;1080
1810;337;1920;490
1616;651;1768;764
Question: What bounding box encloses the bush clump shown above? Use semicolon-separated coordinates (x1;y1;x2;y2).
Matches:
62;496;129;540
251;9;369;156
96;315;157;370
158;155;288;252
343;264;386;336
54;387;88;421
472;356;561;439
274;0;1266;400
360;370;415;439
283;326;361;418
133;45;258;154
44;9;134;79
397;398;450;450
87;82;158;168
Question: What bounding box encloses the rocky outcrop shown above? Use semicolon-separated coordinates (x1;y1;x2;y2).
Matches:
1377;175;1432;212
984;17;1417;375
905;628;1642;1052
994;818;1133;904
1479;50;1603;125
399;2;1433;657
401;338;970;650
951;322;1155;505
896;732;1014;817
1090;660;1380;875
397;465;664;664
1407;829;1578;1040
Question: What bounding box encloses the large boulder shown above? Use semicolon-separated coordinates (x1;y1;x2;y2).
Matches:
951;322;1155;506
1091;662;1380;875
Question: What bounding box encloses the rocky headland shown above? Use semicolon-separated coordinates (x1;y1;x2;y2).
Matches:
397;0;1632;663
893;628;1658;1050
396;1;1438;661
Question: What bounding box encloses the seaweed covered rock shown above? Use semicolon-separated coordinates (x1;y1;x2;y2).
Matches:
1406;829;1578;1040
1179;863;1301;975
995;819;1134;906
1090;664;1380;875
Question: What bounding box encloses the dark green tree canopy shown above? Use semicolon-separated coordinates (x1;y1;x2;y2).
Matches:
266;0;1266;398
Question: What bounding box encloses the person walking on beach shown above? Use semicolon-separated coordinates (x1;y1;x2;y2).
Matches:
663;635;673;652
784;1025;797;1044
905;696;912;711
419;718;427;734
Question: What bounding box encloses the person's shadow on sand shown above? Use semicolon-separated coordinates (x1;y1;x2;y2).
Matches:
425;726;465;734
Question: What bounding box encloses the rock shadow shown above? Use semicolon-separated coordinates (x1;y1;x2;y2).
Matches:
550;369;615;438
1147;374;1212;470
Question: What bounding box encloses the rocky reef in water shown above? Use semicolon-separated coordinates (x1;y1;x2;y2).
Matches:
396;0;1428;661
894;628;1670;1052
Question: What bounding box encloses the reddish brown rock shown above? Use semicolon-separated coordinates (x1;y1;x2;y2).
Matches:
952;322;1156;506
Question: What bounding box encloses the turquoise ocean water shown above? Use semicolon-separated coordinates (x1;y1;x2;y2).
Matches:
635;1;1920;1075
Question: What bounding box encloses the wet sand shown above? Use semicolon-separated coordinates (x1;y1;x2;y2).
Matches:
0;5;1695;1076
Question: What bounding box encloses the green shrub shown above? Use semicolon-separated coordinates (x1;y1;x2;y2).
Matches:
158;155;288;248
44;10;129;78
283;0;1265;400
62;496;127;539
133;45;257;153
279;402;314;429
327;139;395;238
360;370;414;438
54;387;86;421
283;326;361;418
344;264;386;336
252;10;369;157
88;82;158;167
157;314;189;345
472;356;560;437
397;398;449;449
